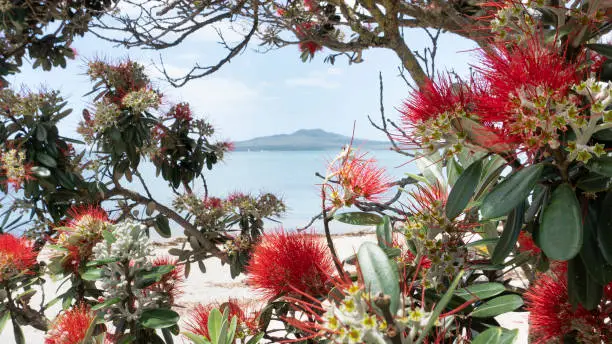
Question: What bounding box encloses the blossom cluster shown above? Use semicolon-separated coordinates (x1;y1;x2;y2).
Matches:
323;146;390;211
401;36;609;163
0;147;33;190
402;183;469;289
525;263;612;343
51;205;112;273
0;233;38;281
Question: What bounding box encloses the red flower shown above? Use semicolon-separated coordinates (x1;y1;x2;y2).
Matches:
168;103;193;122
477;39;579;120
326;150;390;208
146;256;184;304
66;205;110;229
45;304;97;344
304;0;318;11
525;264;611;343
0;234;37;281
401;76;468;125
247;230;335;299
399;75;507;151
517;231;541;255
186;299;261;340
475;38;581;155
203;197;223;210
299;41;323;57
296;23;322;57
54;205;111;273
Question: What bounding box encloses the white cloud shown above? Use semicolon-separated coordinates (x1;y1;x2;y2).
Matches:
285;69;343;89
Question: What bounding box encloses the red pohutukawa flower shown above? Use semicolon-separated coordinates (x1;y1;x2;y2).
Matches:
475;37;582;154
247;230;336;299
167;102;193;122
0;233;37;281
186;299;261;340
296;23;323;57
399;75;508;153
53;205;111;273
525;264;612;343
146;256;184;304
326;149;390;208
45;304;97;344
517;231;541;255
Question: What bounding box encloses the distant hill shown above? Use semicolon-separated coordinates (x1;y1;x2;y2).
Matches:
233;129;390;151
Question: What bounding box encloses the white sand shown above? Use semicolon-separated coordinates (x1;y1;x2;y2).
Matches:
0;234;528;343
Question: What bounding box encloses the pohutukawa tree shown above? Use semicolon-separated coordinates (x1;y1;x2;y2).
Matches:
1;0;612;343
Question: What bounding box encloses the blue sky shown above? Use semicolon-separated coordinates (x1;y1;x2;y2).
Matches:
8;24;478;142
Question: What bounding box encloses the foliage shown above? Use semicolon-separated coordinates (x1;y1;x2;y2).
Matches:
0;0;117;86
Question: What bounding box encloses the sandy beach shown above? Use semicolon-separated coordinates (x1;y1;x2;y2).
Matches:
0;233;529;343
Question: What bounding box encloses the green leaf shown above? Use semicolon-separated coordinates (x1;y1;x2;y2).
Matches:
415;271;464;344
181;333;211;344
447;158;463;186
36;125;47;142
446;159;483;220
135;265;175;288
455;283;506;300
140;309;180;329
30;166;51;177
162;328;174;344
102;230;116;245
154;215;172;238
86;257;120;267
334;212;382;226
576;172;611;192
586;155;612;177
36;152;57;168
480;164;543;220
246;333;264;344
568;255;603;310
376;215;392;248
81;268;104;281
13;320;24;344
226;315;238;344
586;43;612;59
539;184;583;261
0;311;9;335
492;202;525;265
463;238;499;248
598;192;612;264
472;327;518;344
92;297;122;311
580;207;612;285
415;152;444;186
470;294;523;318
146;201;156;216
208;308;222;343
357;242;400;315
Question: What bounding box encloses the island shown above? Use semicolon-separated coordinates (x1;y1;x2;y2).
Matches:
232;129;391;151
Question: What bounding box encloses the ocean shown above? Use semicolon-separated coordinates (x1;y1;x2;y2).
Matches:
194;150;415;233
5;150;416;236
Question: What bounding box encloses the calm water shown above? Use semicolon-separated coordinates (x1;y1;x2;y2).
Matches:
5;150;417;237
195;150;415;233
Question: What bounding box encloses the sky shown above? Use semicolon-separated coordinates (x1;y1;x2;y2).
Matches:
8;18;479;142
